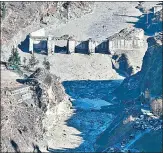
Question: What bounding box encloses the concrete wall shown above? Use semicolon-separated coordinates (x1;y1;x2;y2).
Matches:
29;36;146;55
109;38;145;53
125;39;133;49
133;39;145;48
28;27;145;55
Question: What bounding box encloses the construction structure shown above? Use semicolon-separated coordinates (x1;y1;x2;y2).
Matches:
29;28;55;55
67;38;109;54
67;38;97;54
88;38;96;54
67;37;76;53
29;27;146;55
108;27;146;54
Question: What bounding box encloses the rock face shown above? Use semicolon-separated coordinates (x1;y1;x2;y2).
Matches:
1;68;72;152
28;68;71;110
112;53;134;77
115;33;162;100
67;2;94;19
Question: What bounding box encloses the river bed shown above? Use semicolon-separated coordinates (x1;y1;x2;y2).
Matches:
62;79;124;151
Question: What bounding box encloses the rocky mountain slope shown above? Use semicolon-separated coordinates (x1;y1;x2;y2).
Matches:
115;32;162;100
1;68;72;152
1;2;94;61
114;7;163;100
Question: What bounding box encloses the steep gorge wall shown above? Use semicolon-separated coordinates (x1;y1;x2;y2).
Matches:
115;34;162;100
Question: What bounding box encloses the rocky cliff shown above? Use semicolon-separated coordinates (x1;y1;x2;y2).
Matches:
28;68;73;114
1;68;72;152
115;33;162;100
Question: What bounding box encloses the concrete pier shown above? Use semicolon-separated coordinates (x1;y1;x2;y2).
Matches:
67;38;76;54
88;38;96;54
29;37;34;54
47;36;55;55
28;27;146;55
